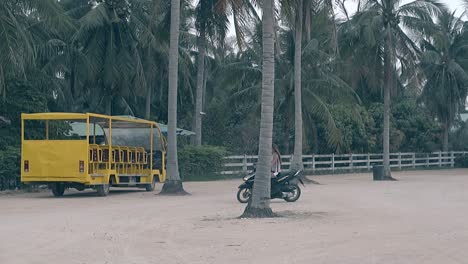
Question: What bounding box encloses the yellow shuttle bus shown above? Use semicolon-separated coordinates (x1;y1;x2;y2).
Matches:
21;113;166;197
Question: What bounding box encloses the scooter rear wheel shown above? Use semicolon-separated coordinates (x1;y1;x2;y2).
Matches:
236;188;251;203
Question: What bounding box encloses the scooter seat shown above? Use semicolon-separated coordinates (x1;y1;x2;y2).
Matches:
276;173;289;182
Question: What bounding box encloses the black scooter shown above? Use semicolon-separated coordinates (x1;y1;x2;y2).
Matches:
236;168;304;203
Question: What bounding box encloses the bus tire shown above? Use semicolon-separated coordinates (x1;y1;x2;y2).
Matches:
96;184;110;196
51;183;65;197
145;176;156;192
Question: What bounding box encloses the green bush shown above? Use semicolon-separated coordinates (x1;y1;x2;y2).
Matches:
178;145;228;181
0;79;51;190
455;156;468;168
0;146;21;190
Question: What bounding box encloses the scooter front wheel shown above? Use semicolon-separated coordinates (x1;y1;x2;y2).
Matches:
236;187;251;203
284;185;301;202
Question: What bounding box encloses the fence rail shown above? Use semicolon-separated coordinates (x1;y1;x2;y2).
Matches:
222;151;468;175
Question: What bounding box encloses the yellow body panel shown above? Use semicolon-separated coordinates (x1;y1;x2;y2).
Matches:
22;140;89;183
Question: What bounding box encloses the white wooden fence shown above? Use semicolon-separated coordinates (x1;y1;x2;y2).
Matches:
222;151;468;175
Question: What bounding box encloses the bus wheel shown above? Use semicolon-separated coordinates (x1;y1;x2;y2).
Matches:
145;176;156;192
51;183;65;197
96;183;110;196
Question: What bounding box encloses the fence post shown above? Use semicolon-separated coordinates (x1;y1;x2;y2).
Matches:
412;153;416;168
312;154;315;172
332;153;335;173
438;151;442;167
242;154;247;174
367;154;371;171
426;153;430;168
398;152;402;169
451;151;455;168
350;153;354;170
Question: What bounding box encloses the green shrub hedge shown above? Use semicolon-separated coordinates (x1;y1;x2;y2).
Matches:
455;156;468;168
0;146;21;190
178;145;228;181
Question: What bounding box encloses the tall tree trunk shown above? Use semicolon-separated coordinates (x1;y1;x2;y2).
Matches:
242;0;276;218
330;8;339;58
273;8;281;58
68;62;76;111
194;27;206;146
283;115;291;154
325;0;339;57
161;0;186;194
443;119;449;152
145;48;152;120
383;26;393;179
203;65;207;110
145;84;152;120
311;119;319;153
159;65;164;105
0;65;5;101
291;0;304;171
106;94;112;115
70;63;76;99
304;0;311;42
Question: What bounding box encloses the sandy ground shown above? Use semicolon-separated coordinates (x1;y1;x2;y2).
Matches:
1;169;468;264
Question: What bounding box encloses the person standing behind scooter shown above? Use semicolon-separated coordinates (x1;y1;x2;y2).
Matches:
271;144;282;177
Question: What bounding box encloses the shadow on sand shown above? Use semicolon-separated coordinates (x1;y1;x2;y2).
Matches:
35;188;151;199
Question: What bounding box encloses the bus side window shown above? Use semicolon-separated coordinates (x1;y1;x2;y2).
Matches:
152;151;163;170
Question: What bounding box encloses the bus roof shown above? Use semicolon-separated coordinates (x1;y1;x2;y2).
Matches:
21;113;158;127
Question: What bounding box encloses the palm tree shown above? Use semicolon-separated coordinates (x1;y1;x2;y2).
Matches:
72;0;146;115
131;0;197;122
355;0;442;178
241;0;276;218
219;11;355;155
292;0;304;170
130;0;168;119
161;0;187;194
420;9;468;152
193;0;255;145
279;0;305;168
0;0;72;100
275;3;359;156
193;0;211;146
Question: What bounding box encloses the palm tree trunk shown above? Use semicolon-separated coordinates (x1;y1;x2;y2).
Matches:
0;65;5;101
311;119;319;153
159;64;164;104
383;26;393;179
443;119;449;152
194;27;206;146
291;0;304;171
242;0;276;218
304;0;311;42
106;94;112;115
330;7;339;58
273;8;281;59
145;83;152;120
324;0;339;57
203;65;207;110
145;48;152;120
161;0;186;194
